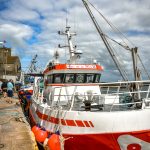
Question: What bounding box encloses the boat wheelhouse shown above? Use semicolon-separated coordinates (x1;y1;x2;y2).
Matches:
43;64;102;85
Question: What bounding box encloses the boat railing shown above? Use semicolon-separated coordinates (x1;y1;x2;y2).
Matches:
46;80;150;112
32;85;44;104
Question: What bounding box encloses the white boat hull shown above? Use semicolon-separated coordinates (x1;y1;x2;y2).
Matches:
29;100;150;150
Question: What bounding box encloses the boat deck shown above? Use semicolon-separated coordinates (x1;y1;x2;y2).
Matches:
0;94;38;150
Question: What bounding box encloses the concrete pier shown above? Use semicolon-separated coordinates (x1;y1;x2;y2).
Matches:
0;95;38;150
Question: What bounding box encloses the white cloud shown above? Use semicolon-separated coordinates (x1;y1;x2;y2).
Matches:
0;23;33;46
0;0;150;81
0;23;33;59
1;7;39;21
19;0;53;11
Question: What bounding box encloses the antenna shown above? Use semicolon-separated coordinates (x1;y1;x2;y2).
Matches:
66;18;68;28
58;27;82;64
53;50;60;64
66;9;69;27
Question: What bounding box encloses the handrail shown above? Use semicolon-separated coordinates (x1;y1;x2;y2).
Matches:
41;81;150;112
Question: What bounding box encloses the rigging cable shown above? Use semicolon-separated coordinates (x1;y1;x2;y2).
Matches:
83;0;129;80
104;34;131;51
137;54;150;79
86;0;135;49
86;0;150;80
107;38;129;80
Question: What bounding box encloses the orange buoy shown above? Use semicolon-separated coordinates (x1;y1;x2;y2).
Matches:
31;125;41;135
48;134;61;150
19;91;23;95
35;129;48;143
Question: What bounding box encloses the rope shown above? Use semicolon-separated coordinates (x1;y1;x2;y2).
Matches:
55;86;77;149
86;0;135;48
0;111;28;125
0;103;29;125
108;40;129;80
45;87;73;150
0;144;4;148
0;117;15;125
34;86;74;150
138;54;150;79
86;0;150;81
104;34;131;51
86;0;150;80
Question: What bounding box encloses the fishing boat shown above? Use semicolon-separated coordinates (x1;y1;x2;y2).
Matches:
29;0;150;150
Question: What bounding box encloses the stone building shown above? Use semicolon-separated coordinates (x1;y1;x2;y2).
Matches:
0;46;21;81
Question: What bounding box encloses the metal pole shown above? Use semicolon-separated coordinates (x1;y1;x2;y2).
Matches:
131;47;141;105
4;50;8;79
5;51;6;79
3;49;4;78
131;47;138;81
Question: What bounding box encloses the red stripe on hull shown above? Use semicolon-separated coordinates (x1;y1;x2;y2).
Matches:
89;121;94;127
83;121;90;127
36;110;48;120
66;120;76;126
61;119;66;125
36;109;94;127
50;117;59;124
75;120;85;127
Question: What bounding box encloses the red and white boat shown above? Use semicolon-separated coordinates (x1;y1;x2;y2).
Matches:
29;1;150;150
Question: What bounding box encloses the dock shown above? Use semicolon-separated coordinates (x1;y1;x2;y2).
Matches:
0;94;38;150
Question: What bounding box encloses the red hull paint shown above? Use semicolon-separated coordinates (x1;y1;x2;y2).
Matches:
63;131;150;150
29;109;150;150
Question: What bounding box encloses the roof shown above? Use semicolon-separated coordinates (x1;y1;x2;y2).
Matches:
43;64;103;74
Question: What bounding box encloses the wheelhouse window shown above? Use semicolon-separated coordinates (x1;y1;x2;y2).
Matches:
76;74;85;83
53;74;64;83
65;74;75;83
95;74;101;83
86;74;94;83
46;73;101;84
47;75;53;84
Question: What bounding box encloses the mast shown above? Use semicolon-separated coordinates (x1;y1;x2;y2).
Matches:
58;27;82;64
28;54;38;73
82;0;128;81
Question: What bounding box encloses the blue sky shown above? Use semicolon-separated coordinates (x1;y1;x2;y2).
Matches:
0;0;150;81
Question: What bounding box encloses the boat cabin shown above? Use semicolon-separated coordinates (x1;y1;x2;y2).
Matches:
43;64;103;84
